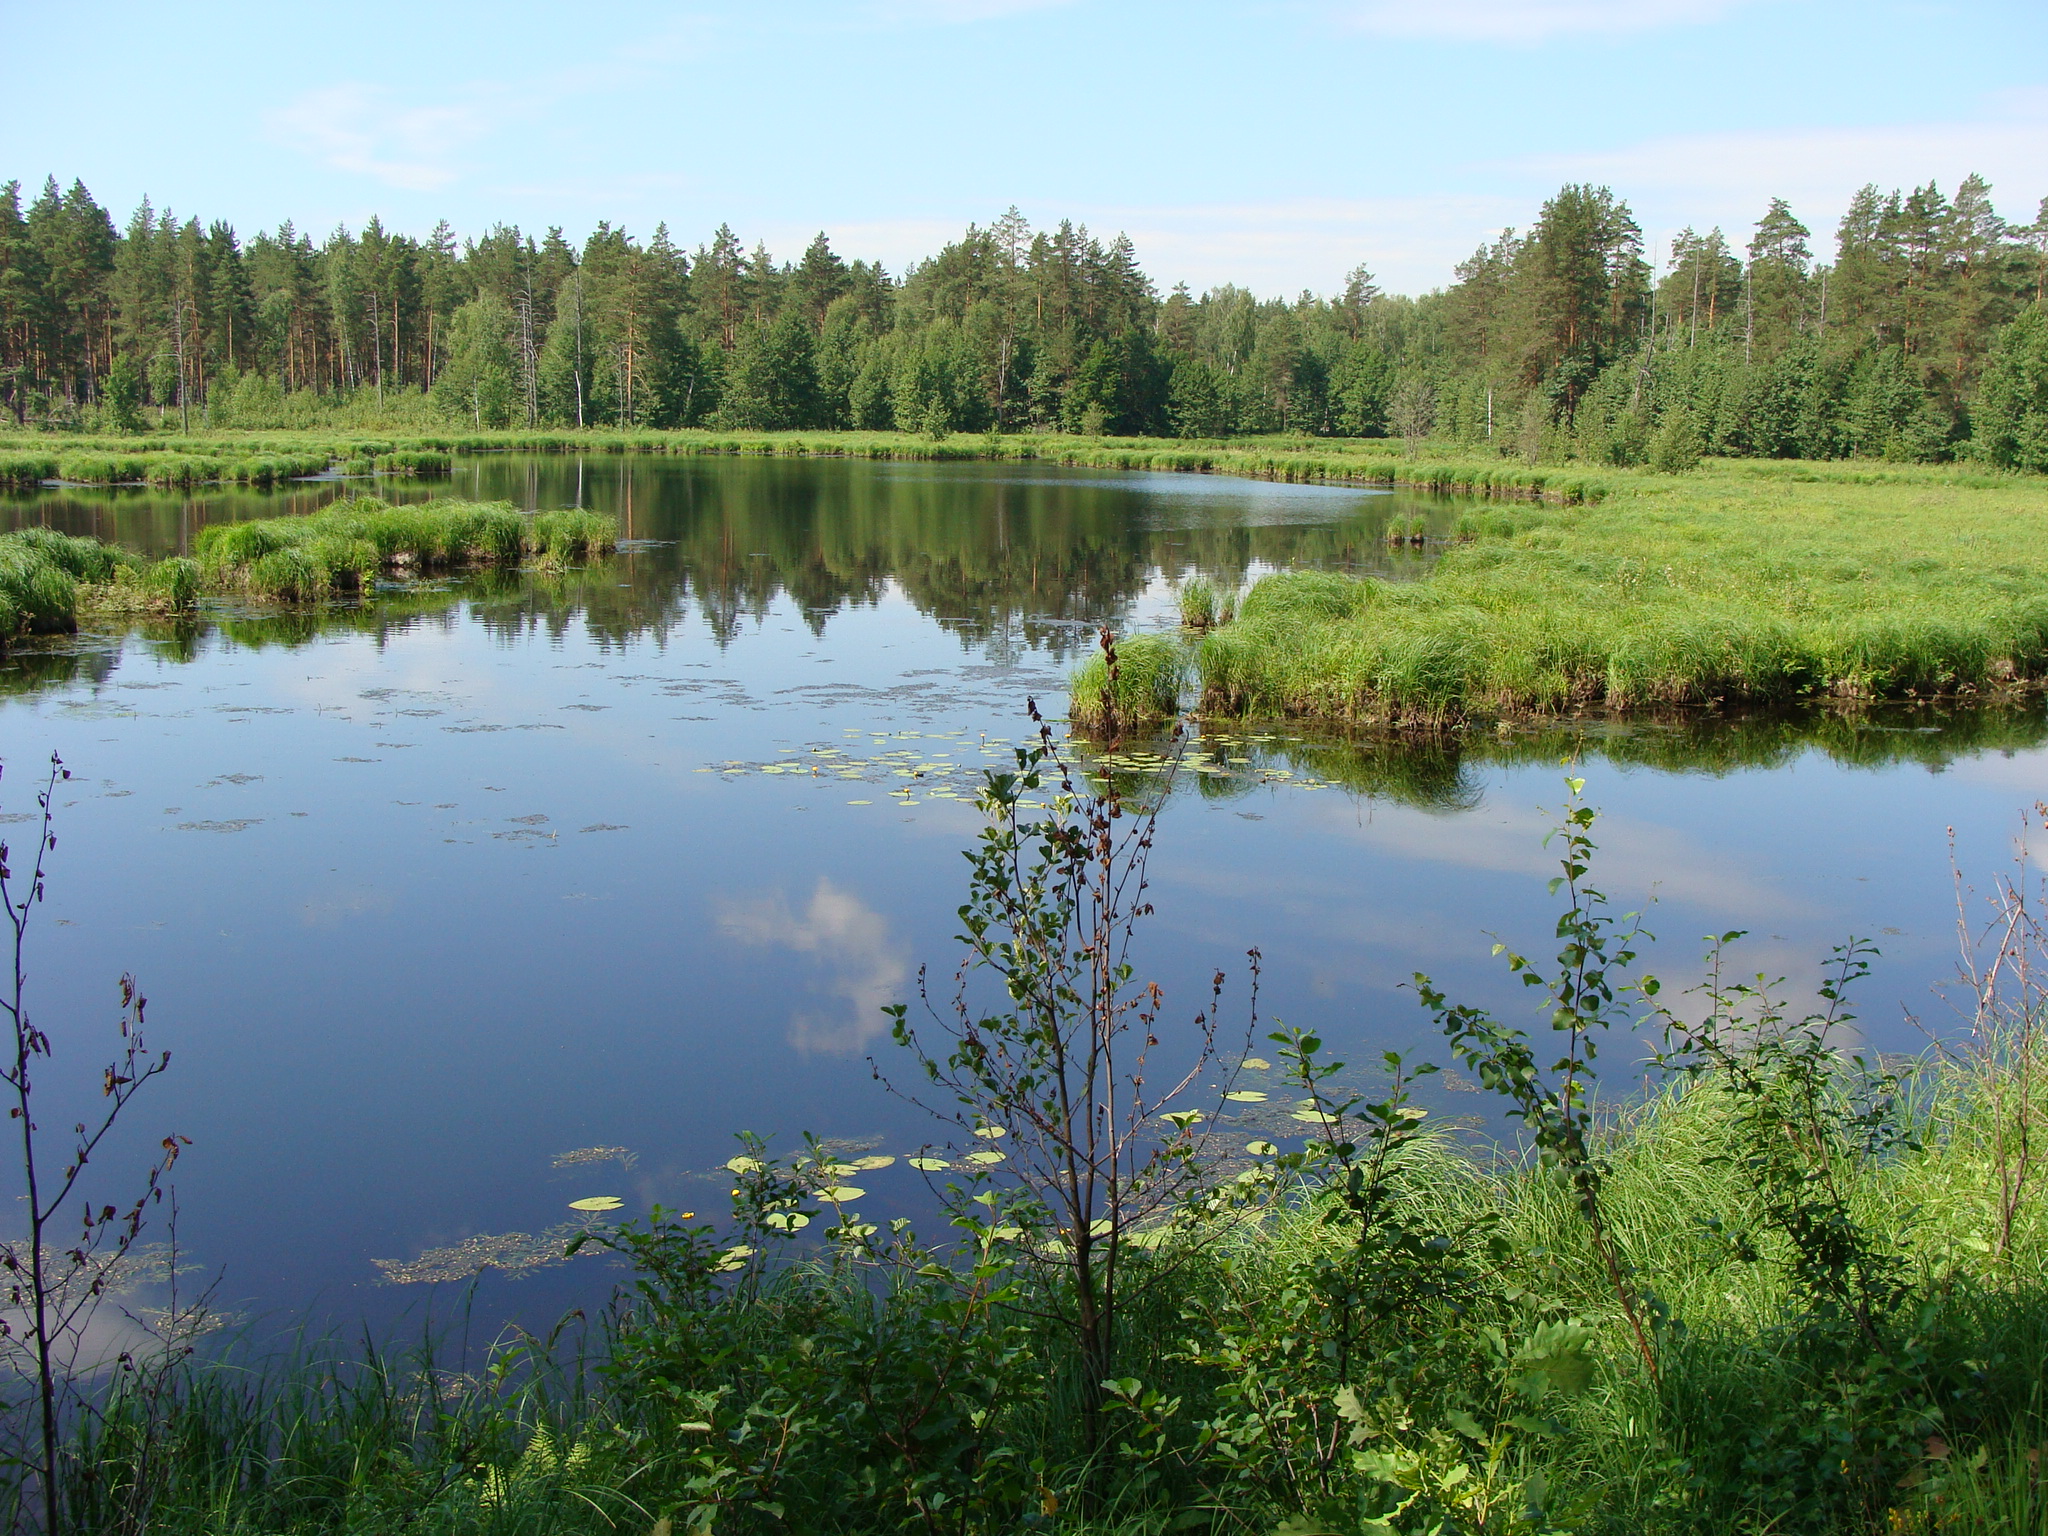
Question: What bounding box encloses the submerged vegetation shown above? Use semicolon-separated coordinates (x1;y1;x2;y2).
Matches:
13;733;2048;1536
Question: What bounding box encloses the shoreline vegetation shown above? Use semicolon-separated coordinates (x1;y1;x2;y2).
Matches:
0;427;1613;501
18;742;2048;1536
6;429;2047;723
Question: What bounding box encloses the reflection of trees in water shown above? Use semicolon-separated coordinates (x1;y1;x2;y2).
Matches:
1153;705;2048;814
3;455;1450;658
0;644;123;697
558;457;1441;658
1;485;354;558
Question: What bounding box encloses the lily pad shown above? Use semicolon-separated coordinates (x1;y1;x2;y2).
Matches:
816;1185;866;1202
852;1155;896;1170
973;1126;1008;1139
1223;1090;1269;1103
568;1196;623;1212
1240;1057;1272;1071
908;1156;950;1171
964;1150;1006;1165
725;1155;764;1173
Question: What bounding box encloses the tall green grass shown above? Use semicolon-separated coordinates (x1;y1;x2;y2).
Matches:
1200;466;2048;723
196;499;616;599
33;1051;2048;1536
1069;633;1188;728
7;427;1616;502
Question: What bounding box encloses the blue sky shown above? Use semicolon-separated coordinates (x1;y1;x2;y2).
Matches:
6;0;2044;297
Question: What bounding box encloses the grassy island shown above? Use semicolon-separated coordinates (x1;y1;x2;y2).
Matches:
0;496;617;651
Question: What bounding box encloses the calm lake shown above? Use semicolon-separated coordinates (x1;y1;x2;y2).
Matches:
2;454;2042;1338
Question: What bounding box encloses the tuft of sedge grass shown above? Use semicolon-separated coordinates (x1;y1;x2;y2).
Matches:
194;498;618;600
1069;633;1188;729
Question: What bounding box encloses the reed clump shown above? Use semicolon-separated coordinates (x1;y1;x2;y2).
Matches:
195;498;617;599
0;526;149;646
1068;632;1188;729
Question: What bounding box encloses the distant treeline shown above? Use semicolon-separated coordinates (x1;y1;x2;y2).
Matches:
3;175;2046;467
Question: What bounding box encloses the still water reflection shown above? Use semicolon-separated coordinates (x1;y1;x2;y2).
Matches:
0;455;2041;1335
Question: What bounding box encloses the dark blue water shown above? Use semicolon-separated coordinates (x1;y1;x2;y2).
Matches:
1;454;2041;1342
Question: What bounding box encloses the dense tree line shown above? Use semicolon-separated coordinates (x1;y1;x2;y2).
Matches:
2;173;2045;466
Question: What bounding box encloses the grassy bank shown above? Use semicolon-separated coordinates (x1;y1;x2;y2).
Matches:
2;427;1613;501
1186;460;2048;725
0;499;617;651
45;1008;2048;1535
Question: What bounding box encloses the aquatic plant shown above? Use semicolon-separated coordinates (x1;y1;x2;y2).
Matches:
194;497;618;599
1068;630;1188;730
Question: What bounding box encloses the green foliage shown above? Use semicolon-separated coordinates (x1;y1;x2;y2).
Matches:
1200;462;2048;723
1068;632;1187;729
20;781;2048;1535
195;497;616;599
1972;303;2048;472
103;352;145;434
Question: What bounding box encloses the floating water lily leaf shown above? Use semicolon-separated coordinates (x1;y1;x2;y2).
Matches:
763;1211;812;1231
1291;1110;1333;1123
964;1150;1006;1165
973;1126;1008;1139
824;1162;861;1177
1246;1140;1280;1156
1223;1091;1268;1103
1240;1057;1272;1071
852;1155;896;1170
568;1196;623;1212
725;1156;763;1173
816;1186;866;1202
908;1157;950;1171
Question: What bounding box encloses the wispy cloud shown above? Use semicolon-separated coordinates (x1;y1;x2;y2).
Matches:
1337;0;1749;42
267;83;497;193
717;879;908;1056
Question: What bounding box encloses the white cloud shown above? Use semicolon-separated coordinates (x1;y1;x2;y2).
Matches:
266;84;496;193
717;878;908;1055
1339;0;1746;42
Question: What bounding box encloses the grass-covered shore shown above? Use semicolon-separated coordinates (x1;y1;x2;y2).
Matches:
1074;459;2048;729
0;427;1614;502
44;969;2048;1536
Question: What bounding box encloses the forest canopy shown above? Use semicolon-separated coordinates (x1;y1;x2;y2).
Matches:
3;175;2046;469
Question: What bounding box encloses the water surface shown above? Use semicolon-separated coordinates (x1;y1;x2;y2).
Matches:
1;455;2041;1337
